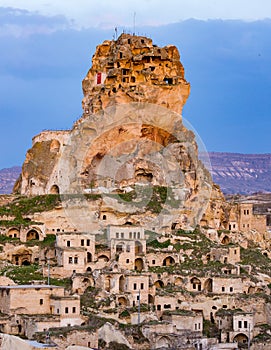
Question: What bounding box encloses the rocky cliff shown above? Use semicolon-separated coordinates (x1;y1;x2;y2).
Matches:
13;33;215;231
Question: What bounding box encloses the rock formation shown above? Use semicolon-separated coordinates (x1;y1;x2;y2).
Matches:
15;33;214;231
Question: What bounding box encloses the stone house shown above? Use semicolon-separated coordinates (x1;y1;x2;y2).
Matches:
107;225;146;271
216;309;254;346
44;232;95;278
0;284;83;336
206;246;240;265
163;310;203;333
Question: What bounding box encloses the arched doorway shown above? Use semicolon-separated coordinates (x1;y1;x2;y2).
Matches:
175;277;183;286
204;278;213;292
163;256;175;266
119;275;125;293
221;235;230;245
233;333;248;347
155;336;171;349
8;228;20;239
87;252;92;263
118;296;127;306
26;229;39;241
50;184;59;194
135;258;143;271
154;280;164;288
98;255;109;262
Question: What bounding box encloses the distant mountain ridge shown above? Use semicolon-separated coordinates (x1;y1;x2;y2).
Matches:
0;153;271;195
0;166;21;194
208;152;271;194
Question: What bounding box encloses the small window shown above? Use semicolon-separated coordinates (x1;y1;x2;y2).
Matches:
222;287;225;292
137;295;139;300
116;232;119;238
81;239;84;246
195;323;197;330
198;323;201;330
40;299;43;305
238;320;242;328
102;215;106;220
129;232;132;239
121;232;124;238
234;249;237;254
87;239;90;246
72;307;76;313
57;308;60;314
67;241;71;247
133;232;136;239
65;307;69;314
141;283;144;290
137;232;140;239
126;245;130;252
133;283;137;290
157;305;161;311
69;257;72;264
126;259;130;263
74;257;78;264
152;260;155;264
230;287;233;292
164;304;171;309
244;321;248;328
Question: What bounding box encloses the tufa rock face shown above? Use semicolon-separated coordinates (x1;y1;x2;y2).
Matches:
81;34;190;116
15;34;215;231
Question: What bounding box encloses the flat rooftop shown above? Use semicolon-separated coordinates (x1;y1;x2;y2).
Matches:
0;284;63;289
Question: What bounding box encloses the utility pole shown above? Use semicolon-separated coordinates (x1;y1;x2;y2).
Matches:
138;289;141;325
47;258;50;286
250;324;252;350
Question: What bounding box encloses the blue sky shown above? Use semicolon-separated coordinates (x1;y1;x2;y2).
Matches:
0;1;271;168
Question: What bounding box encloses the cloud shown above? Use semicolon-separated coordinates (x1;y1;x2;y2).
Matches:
1;0;271;29
0;7;71;36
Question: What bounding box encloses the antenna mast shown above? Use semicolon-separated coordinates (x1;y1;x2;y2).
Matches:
133;12;136;35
